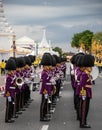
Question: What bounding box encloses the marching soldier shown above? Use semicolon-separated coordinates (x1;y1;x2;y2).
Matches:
70;54;78;110
75;54;85;120
14;57;23;114
70;53;84;111
23;56;32;104
49;55;57;108
4;58;16;123
16;57;26;111
53;55;62;100
40;53;52;121
79;54;94;128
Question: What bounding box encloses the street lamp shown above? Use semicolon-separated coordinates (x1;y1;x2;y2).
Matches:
12;35;16;57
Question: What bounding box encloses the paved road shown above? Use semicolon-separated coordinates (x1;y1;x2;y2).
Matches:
0;75;102;130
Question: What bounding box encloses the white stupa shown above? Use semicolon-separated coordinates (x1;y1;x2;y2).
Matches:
38;29;51;55
39;29;50;48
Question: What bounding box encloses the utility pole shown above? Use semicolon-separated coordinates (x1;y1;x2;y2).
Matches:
12;35;16;57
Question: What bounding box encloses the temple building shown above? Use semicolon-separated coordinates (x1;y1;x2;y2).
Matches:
38;29;59;56
0;0;58;61
16;36;36;56
38;29;52;56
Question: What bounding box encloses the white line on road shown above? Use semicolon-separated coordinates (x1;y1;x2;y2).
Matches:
41;125;49;130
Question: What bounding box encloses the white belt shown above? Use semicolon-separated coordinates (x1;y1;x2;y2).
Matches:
10;86;15;89
46;83;52;85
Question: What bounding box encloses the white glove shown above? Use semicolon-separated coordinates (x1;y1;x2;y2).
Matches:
8;96;12;102
44;94;48;99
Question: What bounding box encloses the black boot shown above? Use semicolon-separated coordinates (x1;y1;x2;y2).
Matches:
80;124;91;128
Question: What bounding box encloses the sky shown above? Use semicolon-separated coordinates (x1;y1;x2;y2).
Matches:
2;0;102;52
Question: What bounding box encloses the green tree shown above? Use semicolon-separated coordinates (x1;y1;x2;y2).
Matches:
53;47;62;57
71;33;82;48
71;30;93;53
92;32;102;55
80;30;93;52
92;32;102;44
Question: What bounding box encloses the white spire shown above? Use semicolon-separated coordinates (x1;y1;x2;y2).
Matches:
39;29;50;48
0;0;14;35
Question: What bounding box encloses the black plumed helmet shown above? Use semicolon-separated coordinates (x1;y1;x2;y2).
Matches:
24;56;32;66
51;55;56;66
16;57;21;68
9;57;18;68
75;53;85;66
33;55;36;62
53;55;60;64
16;57;26;68
83;54;94;67
28;55;36;63
60;57;67;63
70;54;77;65
40;53;52;66
5;58;16;70
76;55;85;67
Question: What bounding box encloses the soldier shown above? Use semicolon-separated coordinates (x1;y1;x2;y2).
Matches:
79;54;94;128
14;57;23;114
23;56;32;104
75;54;85;120
70;54;78;110
70;53;84;111
40;53;52;121
53;55;62;100
4;58;16;123
16;57;26;111
50;55;57;108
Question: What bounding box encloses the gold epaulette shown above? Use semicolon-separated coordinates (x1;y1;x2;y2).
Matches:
43;89;48;94
84;70;90;75
80;87;86;96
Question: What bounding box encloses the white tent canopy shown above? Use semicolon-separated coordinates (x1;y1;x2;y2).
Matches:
15;36;36;55
16;36;36;47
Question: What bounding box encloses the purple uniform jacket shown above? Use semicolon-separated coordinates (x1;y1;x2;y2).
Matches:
73;66;78;89
48;70;55;92
25;68;32;78
15;71;20;94
55;66;61;83
24;69;31;87
80;71;92;98
4;74;16;98
40;70;52;95
75;68;82;95
23;69;31;89
19;70;26;91
61;64;66;73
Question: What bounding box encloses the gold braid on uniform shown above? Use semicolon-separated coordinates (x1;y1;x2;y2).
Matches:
84;69;92;82
80;87;86;96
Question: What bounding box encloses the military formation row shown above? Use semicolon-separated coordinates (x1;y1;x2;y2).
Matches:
4;53;67;123
70;53;95;128
39;53;67;121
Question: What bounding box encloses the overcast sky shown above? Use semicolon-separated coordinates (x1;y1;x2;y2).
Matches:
3;0;102;51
